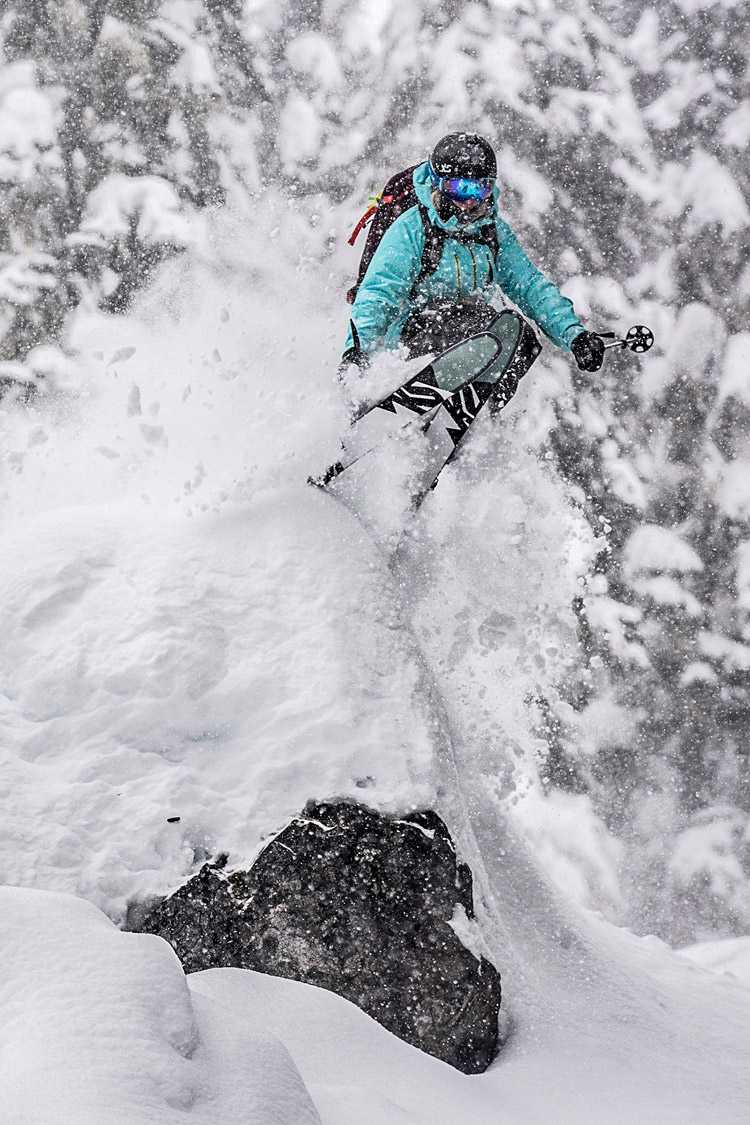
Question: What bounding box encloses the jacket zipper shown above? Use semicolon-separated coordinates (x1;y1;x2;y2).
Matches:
453;252;462;297
468;246;478;289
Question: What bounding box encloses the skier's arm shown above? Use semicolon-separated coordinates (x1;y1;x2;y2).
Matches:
344;215;424;356
494;223;583;351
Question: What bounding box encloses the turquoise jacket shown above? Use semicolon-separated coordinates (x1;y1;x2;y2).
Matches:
345;162;583;355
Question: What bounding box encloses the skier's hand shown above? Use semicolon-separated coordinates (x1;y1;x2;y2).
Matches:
338;345;370;377
571;331;605;372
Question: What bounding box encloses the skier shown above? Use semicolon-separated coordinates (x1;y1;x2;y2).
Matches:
340;132;604;382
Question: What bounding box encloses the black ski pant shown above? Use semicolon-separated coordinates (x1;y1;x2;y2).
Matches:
401;296;507;357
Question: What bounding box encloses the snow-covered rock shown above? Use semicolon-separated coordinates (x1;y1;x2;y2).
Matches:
131;802;503;1074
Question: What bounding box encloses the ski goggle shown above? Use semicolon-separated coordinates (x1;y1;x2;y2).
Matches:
428;160;494;204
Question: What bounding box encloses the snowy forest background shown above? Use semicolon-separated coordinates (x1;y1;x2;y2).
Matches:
1;0;750;947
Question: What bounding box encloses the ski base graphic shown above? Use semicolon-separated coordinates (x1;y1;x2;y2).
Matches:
313;310;541;523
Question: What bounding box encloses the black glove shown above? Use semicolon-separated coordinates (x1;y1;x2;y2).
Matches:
338;320;370;377
571;331;605;372
338;345;369;376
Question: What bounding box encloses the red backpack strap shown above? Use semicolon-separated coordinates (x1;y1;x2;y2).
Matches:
348;205;378;246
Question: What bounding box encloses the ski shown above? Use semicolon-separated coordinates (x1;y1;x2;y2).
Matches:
311;327;506;488
311;310;541;507
410;312;541;505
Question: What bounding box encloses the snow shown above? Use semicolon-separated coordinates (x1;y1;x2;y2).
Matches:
71;174;197;249
602;448;648;508
0;252;58;306
4;878;750;1124
673;0;744;13
721;100;750;148
617;150;750;234
188;910;750;1125
717;458;750;521
631;573;702;615
286;34;345;90
0;220;440;917
643;62;717;131
0;65;58;182
698;630;750;672
1;76;750;1124
680;936;750;987
0;887;321;1125
0;482;437;914
585;593;649;666
155;18;222;93
5;879;750;1124
499;146;555;227
734;540;750;611
623;523;703;576
670;810;749;912
509;788;625;915
279;95;324;167
719;332;750;405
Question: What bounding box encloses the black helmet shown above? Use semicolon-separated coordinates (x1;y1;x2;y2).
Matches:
429;133;497;181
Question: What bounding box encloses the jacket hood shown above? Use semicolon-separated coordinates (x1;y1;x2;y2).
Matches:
412;161;499;235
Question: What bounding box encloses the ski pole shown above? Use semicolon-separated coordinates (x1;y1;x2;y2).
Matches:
596;325;654;353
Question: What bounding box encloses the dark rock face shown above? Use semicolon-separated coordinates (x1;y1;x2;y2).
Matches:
128;801;502;1073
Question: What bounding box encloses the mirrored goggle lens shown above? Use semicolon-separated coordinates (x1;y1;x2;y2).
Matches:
441;176;493;203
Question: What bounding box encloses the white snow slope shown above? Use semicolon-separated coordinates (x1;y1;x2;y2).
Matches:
1;205;749;1122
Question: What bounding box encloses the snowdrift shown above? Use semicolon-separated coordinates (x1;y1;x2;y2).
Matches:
0;887;321;1125
2;886;749;1124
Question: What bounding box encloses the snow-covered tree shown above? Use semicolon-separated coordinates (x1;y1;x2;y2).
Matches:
0;0;227;380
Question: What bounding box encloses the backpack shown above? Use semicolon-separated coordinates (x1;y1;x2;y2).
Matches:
346;164;499;305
